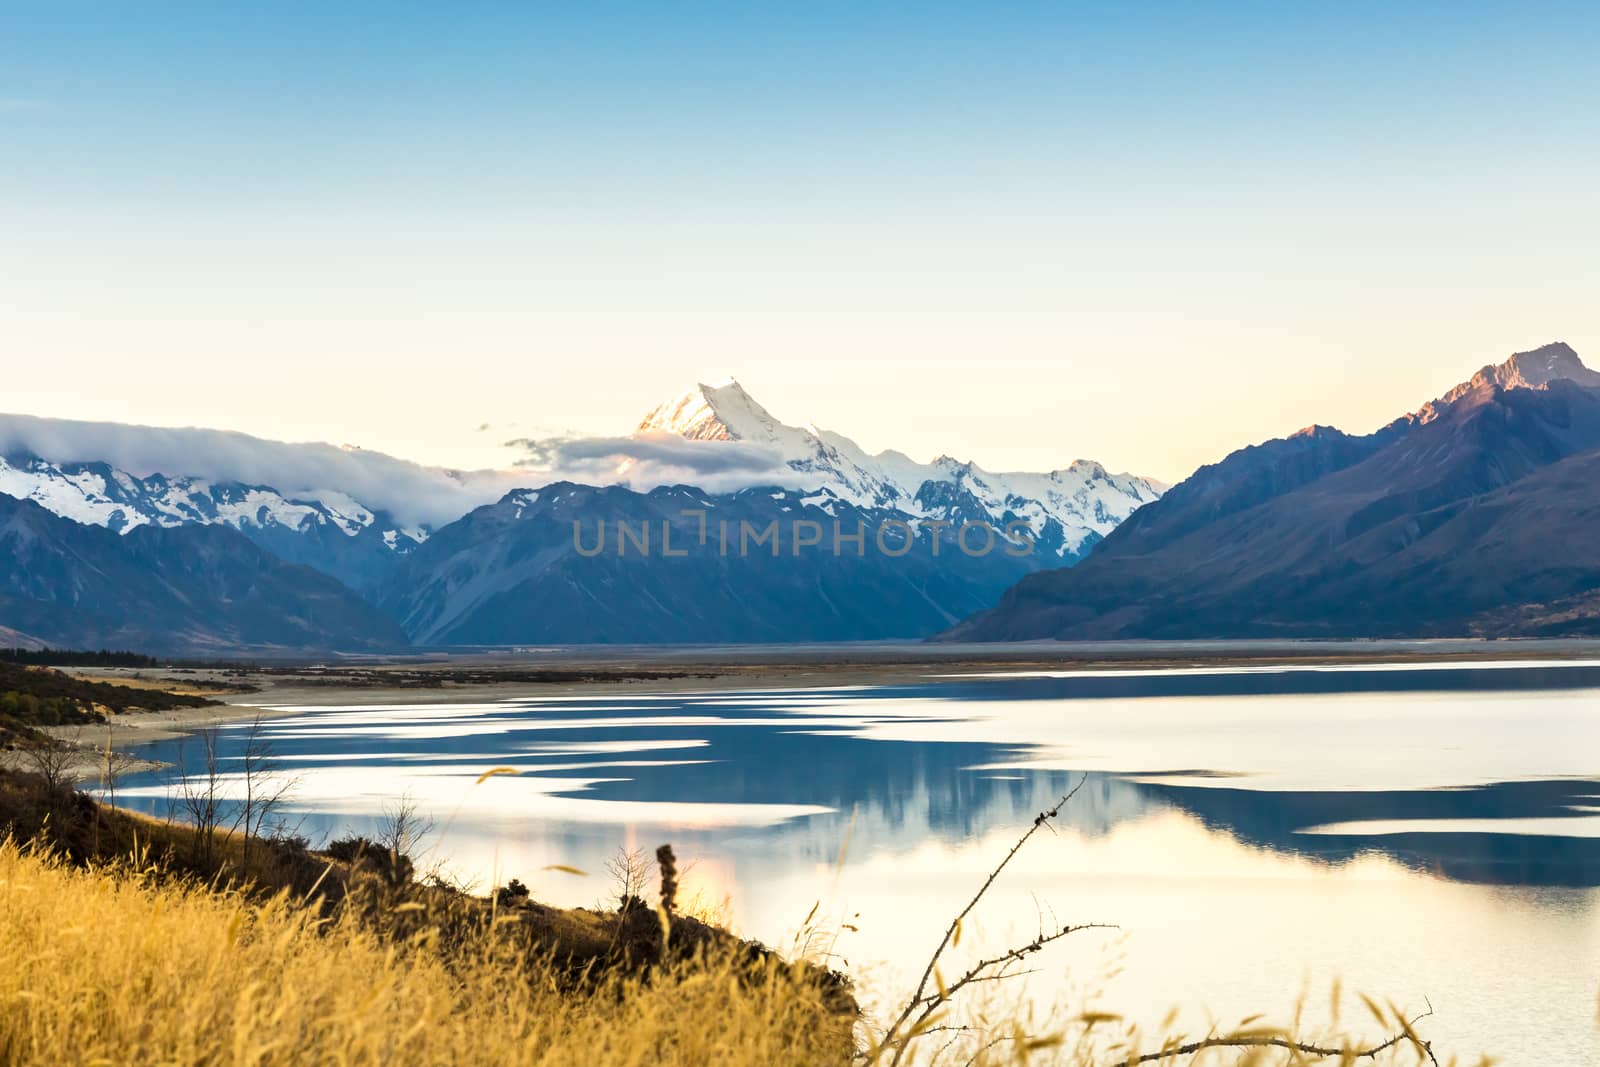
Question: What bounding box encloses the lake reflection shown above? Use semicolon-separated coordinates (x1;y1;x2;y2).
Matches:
116;663;1600;1064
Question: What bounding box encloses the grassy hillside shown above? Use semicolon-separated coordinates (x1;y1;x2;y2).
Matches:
0;840;854;1067
0;767;853;1066
0;769;1464;1066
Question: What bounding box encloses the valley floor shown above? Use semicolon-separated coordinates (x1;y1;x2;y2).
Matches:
68;634;1600;704
28;635;1600;771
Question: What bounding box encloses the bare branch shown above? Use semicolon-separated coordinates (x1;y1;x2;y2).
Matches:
21;733;79;795
911;921;1116;1012
868;773;1442;1067
173;725;223;868
377;789;433;860
603;846;651;911
222;714;301;869
1113;1004;1438;1065
879;775;1091;1066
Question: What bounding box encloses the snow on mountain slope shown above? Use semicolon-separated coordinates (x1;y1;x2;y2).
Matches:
637;378;1162;557
1;380;1159;569
0;453;422;546
0;412;530;530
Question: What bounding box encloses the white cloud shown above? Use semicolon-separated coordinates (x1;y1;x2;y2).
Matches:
507;431;800;493
0;414;804;527
0;412;535;528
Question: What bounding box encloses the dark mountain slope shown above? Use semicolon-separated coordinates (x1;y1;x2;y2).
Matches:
1322;446;1600;635
0;494;405;653
946;346;1600;641
1093;421;1409;560
381;482;1041;645
0;452;426;594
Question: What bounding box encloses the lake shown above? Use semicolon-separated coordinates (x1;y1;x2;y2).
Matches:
116;660;1600;1064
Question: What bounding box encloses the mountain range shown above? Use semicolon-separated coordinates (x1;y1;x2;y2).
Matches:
380;483;1043;645
637;379;1163;559
0;454;426;594
0;493;403;652
946;342;1600;641
0;383;1159;652
12;343;1600;654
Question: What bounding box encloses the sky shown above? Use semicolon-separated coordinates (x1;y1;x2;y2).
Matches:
3;2;1599;485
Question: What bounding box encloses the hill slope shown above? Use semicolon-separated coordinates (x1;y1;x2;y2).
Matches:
0;494;406;654
381;482;1042;644
946;342;1600;640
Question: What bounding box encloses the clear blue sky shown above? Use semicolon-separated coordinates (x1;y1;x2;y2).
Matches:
4;2;1598;482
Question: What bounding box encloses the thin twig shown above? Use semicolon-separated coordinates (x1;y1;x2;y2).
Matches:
898;920;1115;1049
880;776;1090;1066
1113;1005;1437;1065
914;921;1117;1010
870;769;1443;1067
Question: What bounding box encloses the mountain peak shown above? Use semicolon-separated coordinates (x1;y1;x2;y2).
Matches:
1289;424;1347;440
629;376;1164;554
636;378;786;444
1419;342;1600;423
1500;341;1589;384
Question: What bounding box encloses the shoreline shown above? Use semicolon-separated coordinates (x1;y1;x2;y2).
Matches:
29;636;1600;764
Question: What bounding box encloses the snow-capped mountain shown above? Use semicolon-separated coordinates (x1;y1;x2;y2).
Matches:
0;385;1161;646
0;412;549;593
0;452;430;594
637;378;1164;558
0;492;406;654
0;385;1161;579
376;384;1165;646
0;411;535;527
0;453;421;542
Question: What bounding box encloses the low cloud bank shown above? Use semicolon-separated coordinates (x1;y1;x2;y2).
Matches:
0;413;532;528
0;414;802;527
507;431;798;493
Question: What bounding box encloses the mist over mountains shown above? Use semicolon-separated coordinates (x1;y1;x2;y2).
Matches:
0;412;524;531
10;344;1600;654
0;382;1158;652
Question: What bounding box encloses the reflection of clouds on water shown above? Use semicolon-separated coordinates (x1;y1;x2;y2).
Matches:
115;670;1600;888
109;667;1600;1064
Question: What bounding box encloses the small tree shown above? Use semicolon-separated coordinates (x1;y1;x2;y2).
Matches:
93;725;142;855
604;846;651;911
231;715;296;867
378;790;432;859
173;725;224;868
369;790;433;885
97;725;142;812
22;732;79;796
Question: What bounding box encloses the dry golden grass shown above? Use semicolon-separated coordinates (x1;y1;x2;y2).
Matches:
0;840;851;1067
0;836;1490;1067
0;770;1489;1067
